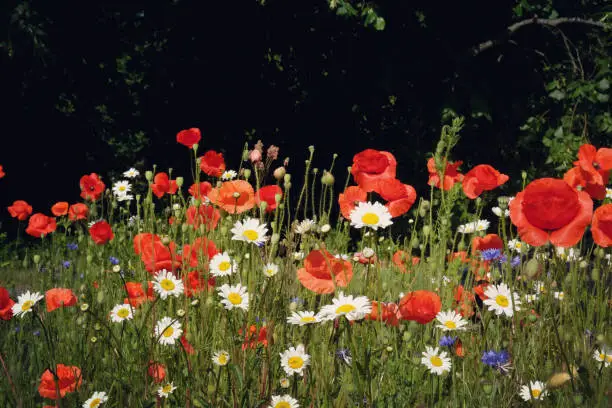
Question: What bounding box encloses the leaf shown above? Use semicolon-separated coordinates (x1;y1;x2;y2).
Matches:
549;89;565;100
374;17;386;31
598;78;610;91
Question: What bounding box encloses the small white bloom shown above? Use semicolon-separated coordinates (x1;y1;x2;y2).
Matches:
483;283;521;318
507;239;527;253
221;170;238;180
292;251;305;261
217;283;249;311
318;292;372;321
334;253;350;260
421;346;452;375
554;291;565;301
83;391;108;408
157;382;177;398
525;294;539;303
209;252;239;277
112;180;132;197
532;281;546;294
155;317;183;346
269;395;300;408
350;201;393;230
519;381;547;401
607;188;612;200
295;219;316;234
435;310;468;331
263;262;279;277
11;291;44;318
231;218;269;246
152;270;184;299
458;220;490;234
320;224;331;233
280;344;310;376
593;348;612;367
361;247;375;258
123;168;140;178
212;350;230;366
110;304;134;323
287;311;319;326
556;247;581;261
492;207;509;217
116;194;133;202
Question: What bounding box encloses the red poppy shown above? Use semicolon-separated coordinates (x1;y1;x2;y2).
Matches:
124;281;154;307
45;288;77;312
473;283;490;301
454;339;465;357
133;233;162;255
563;166;609;200
68;203;89;221
148;361;166;384
338;186;367;219
471;234;503;255
51;202;69;217
375;178;417;217
79;173;105;201
427;157;463;190
199;150;226;177
366;301;401;326
256;185;283;212
7;200;33;221
182;237;219;269
296;249;353;294
453;285;475;318
351;149;397;192
186;204;220;230
140;240;182;273
38;364;82;399
398;290;441;324
574;143;612;186
0;165;4;178
0;287;15;320
241;325;268;350
353;252;377;264
25;214;57;238
176;127;201;148
184;271;215;297
591;204;612;247
188;181;213;199
462;164;509;199
180;333;195;354
208;180;256;214
509;178;593;247
89;221;114;245
151;172;178;198
392;250;420;273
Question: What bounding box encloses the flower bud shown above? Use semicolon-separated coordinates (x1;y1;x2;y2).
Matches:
422;225;431;237
177;309;186;317
321;171;335;186
243;169;251;179
192;143;199;152
320;224;331;233
273;167;286;180
259;201;268;212
80;303;89;312
271;233;280;244
175;177;184;187
145;171;153;181
308;145;315;154
33;255;41;264
274;193;282;204
523;259;542;280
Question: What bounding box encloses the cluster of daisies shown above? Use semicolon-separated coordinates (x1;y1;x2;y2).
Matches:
111;168;140;202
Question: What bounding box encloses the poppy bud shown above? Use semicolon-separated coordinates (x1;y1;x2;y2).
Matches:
181;224;189;233
321;224;331;233
271;233;280;244
591;268;600;281
259;201;268;212
87;255;93;264
192;143;199;151
308;145;315;153
411;238;420;248
273;167;286;180
321;171;335;186
145;171;153;181
289;301;297;312
482;381;493;395
284;182;292;190
243;169;251;179
594;248;605;258
161;236;171;245
523;259;541;280
312;168;318;175
422;225;431;237
33;255;41;264
175;177;184;187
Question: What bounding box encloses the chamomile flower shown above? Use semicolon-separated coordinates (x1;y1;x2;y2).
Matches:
421;346;452;375
269;395;300;408
295;219;316;234
82;391;108;408
110;304;134;323
349;201;393;230
507;239;528;253
217;284;249;311
280;344;310;376
593;348;612;367
112;180;132;197
457;219;490;234
607;188;612;200
153;270;184;299
209;252;239;277
221;170;238;180
483;283;521;318
554;291;565;301
519;381;547;401
212;350;230;366
116;194;133;202
157;382;177;398
287;311;319;326
292;251;305;261
556;247;581;261
491;207;509;217
532;281;546;294
435;310;468;331
11;291;44;318
123;168;140;178
525;294;539;303
318;292;372;321
231;218;269;246
155;317;183;346
263;262;279;277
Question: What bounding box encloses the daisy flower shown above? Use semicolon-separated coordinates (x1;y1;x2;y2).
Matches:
519;381;547;401
153;270;184;299
110;304;134;323
217;284;249;311
607;188;612;200
231;218;268;246
421;346;452;375
593;348;612;367
457;219;490;234
82;391;108;408
491;207;509;217
555;247;581;261
295;219;315;234
11;291;44;318
116;194;133;202
507;239;527;253
292;251;305;261
112;180;132;196
287;311;319;326
209;252;239;277
269;395;300;408
221;170;238;180
318;292;372;321
263;262;279;277
554;291;565;301
349;201;393;230
483;283;521;317
123;168;140;178
157;382;177;398
280;344;310;376
155;317;183;346
532;281;546;294
435;310;468;331
212;350;230;366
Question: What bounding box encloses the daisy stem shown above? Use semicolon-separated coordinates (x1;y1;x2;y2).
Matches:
212;366;222;405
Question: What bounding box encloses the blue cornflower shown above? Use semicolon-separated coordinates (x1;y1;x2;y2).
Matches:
290;297;304;305
481;350;511;373
336;348;352;365
109;256;120;265
497;254;508;264
33;330;40;337
439;336;457;347
62;261;71;269
67;243;78;250
510;256;521;268
480;249;501;261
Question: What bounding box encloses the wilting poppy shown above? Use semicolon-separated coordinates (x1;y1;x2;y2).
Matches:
398;290;441;324
591;204;612;247
563;166;609;200
256;185;283;212
0;287;15;320
151;172;178;199
38;364;82;399
7;200;33;221
25;214;57;238
51;202;69;217
296;249;353;294
427;157;463;190
375;178;417;217
338;186;367;219
462;165;509;199
80;173;105;201
471;234;503;255
351;149;397;192
186;204;220;230
574;143;612;186
182;237;219;269
392;250;420;273
124;281;154;307
45;288;77;312
208;180;256;214
509;178;593;247
176;127;201;148
199;150;226;177
366;301;401;326
188;181;213;199
89;221;114;245
68;203;89;221
148;361;166;383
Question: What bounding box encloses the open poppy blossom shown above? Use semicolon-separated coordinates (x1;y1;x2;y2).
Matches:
176;127;201;148
133;233;162;255
89;220;114;245
38;364;82;399
199;150;226;177
80;173;105;201
208;180;255;214
351;149;397;192
7;200;33;221
68;203;89;221
188;181;213;199
0;287;15;320
151;172;178;198
184;271;215;297
398;290;441;324
45;288;77;312
256;185;282;212
509;178;593;247
182;237;219;269
51;202;69;217
338;186;367;219
296;249;353;294
25;213;57;238
471;234;503;255
462;164;509;199
366;301;401;326
591;204;612;247
124;281;155;307
427;157;463;190
453;285;476;318
392;250;420;273
186;204;220;230
563;166;609;200
140;239;182;273
148;361;167;384
375;178;417;217
574;143;612;186
240;324;268;350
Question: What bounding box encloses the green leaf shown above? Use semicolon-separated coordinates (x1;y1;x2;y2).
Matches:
549;89;565;100
374;17;386;31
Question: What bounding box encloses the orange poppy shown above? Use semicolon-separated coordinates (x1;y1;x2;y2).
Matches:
45;288;77;312
591;204;612;247
199;150;226;177
151;172;178;198
186;204;220;230
256;185;282;212
392;250;420;273
176;127;201;148
375;178;417;217
509;178;593;247
462;164;509;199
398;290;441;324
208;180;255;214
351;149;397;192
7;200;33;221
182;237;219;269
296;249;353;294
338;186;367;219
574;143;612;186
68;203;89;221
38;364;82;399
471;234;503;255
0;287;15;320
188;181;213;199
240;324;268;350
184;271;215;297
453;285;475;318
51;202;69;217
427;157;463;190
79;173;105;201
563;166;608;200
25;214;57;238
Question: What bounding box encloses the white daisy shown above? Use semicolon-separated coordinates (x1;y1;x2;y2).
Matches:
263;262;279;277
524;294;539;303
221;170;238;180
349;201;393;230
593;348;612;367
491;207;509;217
110;304;134;323
607;188;612;200
334;254;350;260
361;247;375;258
295;219;316;234
532;281;546;294
507;239;527;253
116;194;133;202
82;391;108;408
292;251;305;261
519;381;547;401
231;218;269;246
554;291;565;301
421;346;452;375
280;344;310;376
157;382;177;398
555;247;581;261
123;168;140;178
11;291;44;318
152;270;184;299
269;395;300;408
112;180;132;197
287;311;320;326
217;284;249;311
483;283;521;317
212;350;230;366
209;252;239;277
435;310;468;331
155;317;183;346
458;219;490;234
318;292;372;321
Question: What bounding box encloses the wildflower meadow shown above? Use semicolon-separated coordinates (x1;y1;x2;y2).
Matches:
0;118;611;407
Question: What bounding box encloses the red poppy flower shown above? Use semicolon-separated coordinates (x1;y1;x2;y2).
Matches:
133;233;162;255
45;288;77;312
398;290;441;324
208;180;256;214
563;166;609;200
574;143;612;186
296;249;353;294
148;361;166;384
38;364;82;399
79;173;105;201
427;157;463;190
509;178;593;247
471;234;503;255
124;281;154;307
7;200;33;221
241;325;268;350
473;283;489;301
51;202;69;217
0;287;15;320
89;221;114;245
151;172;178;199
181;333;195;354
140;240;182;273
351;149;397;192
68;203;89;221
186;204;220;230
199;150;226;177
462;164;509;199
375;178;417;217
176;127;201;148
338;186;367;219
256;185;283;212
353;252;377;264
25;214;57;238
392;250;420;273
453;285;475;318
454;339;465;357
366;301;401;326
188;181;213;199
591;204;612;247
0;165;4;178
184;271;215;297
182;237;219;269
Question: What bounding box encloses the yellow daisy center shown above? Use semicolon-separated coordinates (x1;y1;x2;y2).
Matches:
119;186;126;191
218;261;232;271
162;326;174;337
89;398;102;408
444;321;456;329
495;295;509;308
300;316;316;323
430;356;443;367
243;229;259;241
266;268;275;275
606;355;612;363
361;213;379;225
218;354;228;365
21;300;34;312
162;384;173;393
531;389;541;398
117;308;130;319
288;356;304;369
228;292;242;305
160;279;175;291
336;304;356;314
275;403;291;408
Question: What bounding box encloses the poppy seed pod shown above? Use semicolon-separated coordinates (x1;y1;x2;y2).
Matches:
523;259;542;280
145;171;153;181
321;171;335;186
175;177;184;187
273;167;286;180
308;145;315;153
259;201;268;211
192;143;199;151
274;193;282;204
